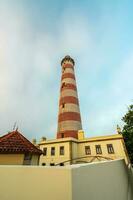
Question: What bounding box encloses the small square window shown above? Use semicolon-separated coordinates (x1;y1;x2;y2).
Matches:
60;146;64;155
107;144;114;154
61;82;66;89
62;103;65;108
95;145;102;154
60;163;64;166
50;163;55;166
42;163;46;166
85;146;91;155
51;147;55;156
61;133;64;138
43;148;47;156
24;153;32;160
23;153;32;165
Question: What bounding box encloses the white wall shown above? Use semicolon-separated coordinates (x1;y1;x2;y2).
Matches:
72;160;133;200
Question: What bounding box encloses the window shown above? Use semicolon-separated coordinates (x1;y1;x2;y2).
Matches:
51;147;55;156
42;163;46;166
24;154;32;160
61;133;64;138
60;163;64;166
62;103;65;108
107;144;114;154
95;145;102;154
60;146;64;155
85;146;91;155
61;82;66;89
43;148;47;156
23;153;32;165
50;163;55;166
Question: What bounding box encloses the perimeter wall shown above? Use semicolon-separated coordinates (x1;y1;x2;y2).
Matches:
0;159;132;200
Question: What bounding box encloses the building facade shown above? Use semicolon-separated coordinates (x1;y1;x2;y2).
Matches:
39;132;129;166
39;56;129;166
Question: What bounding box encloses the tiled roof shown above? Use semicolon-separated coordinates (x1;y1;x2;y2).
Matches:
0;130;42;154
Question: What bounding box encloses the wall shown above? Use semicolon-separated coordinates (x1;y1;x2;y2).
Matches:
39;134;128;166
31;155;40;165
39;141;71;165
0;166;72;200
72;160;133;200
78;138;128;163
0;154;40;165
0;159;132;200
71;142;78;163
0;154;24;165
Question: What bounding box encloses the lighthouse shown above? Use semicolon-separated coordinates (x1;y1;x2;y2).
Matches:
57;56;82;139
39;56;129;167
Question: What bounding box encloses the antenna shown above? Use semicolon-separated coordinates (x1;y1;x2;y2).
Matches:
13;122;19;131
13;122;17;130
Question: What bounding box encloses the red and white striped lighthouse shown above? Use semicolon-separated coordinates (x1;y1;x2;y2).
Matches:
57;56;82;139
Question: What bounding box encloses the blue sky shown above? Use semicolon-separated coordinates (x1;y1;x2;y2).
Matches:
0;0;133;141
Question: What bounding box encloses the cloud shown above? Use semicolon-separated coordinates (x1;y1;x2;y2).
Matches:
0;1;133;141
0;2;92;140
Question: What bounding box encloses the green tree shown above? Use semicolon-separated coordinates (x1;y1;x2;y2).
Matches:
122;104;133;164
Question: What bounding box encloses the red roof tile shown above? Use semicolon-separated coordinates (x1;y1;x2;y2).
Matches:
0;130;42;155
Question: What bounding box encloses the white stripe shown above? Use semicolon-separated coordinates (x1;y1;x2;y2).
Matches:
59;103;80;113
58;121;82;132
62;78;76;85
64;68;74;74
61;89;78;98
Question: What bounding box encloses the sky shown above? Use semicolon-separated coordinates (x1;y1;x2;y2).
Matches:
0;0;133;141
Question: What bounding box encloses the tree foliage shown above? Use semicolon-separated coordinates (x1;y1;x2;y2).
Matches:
122;104;133;163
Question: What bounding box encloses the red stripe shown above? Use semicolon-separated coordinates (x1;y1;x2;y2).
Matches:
59;96;79;106
58;112;81;122
57;130;78;139
61;83;77;91
63;63;74;69
61;73;75;80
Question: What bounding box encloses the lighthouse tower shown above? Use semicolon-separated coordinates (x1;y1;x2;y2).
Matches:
57;56;82;139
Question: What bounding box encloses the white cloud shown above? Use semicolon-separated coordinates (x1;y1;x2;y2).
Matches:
0;2;92;140
0;2;132;141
